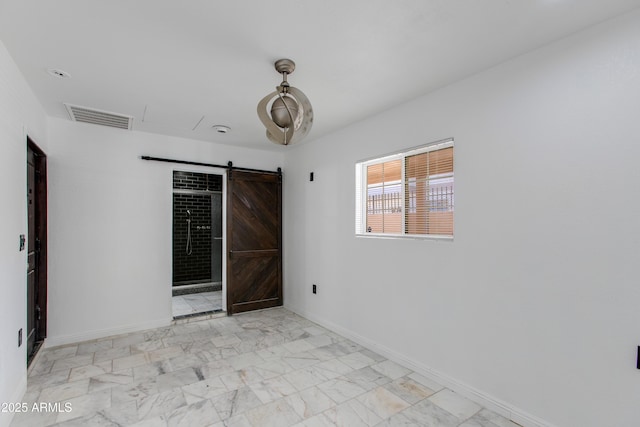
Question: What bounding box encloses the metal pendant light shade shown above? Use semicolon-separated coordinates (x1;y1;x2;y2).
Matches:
257;59;313;145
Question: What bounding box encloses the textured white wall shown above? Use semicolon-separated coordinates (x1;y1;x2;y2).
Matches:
0;41;48;427
283;10;640;427
46;118;284;345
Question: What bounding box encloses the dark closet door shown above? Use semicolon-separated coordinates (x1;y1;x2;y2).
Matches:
27;152;36;357
26;140;47;364
226;170;282;315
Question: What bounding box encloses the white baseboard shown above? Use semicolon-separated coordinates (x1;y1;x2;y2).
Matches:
285;304;555;427
44;318;171;348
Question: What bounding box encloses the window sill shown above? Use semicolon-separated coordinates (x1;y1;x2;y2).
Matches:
355;233;453;242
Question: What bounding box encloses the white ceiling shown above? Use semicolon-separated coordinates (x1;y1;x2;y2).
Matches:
1;0;639;151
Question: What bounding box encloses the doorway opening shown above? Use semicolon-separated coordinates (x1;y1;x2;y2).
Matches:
27;138;47;366
172;170;224;318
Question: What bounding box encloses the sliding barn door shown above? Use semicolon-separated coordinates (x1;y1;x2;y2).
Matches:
227;170;282;315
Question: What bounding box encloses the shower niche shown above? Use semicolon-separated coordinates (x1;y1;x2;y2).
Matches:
172;171;223;297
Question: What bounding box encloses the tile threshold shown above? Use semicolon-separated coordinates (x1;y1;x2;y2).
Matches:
172;309;226;324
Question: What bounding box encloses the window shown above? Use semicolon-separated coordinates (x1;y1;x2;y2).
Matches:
355;139;454;238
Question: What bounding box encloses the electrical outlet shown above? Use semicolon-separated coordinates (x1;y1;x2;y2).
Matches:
312;284;317;294
19;234;25;251
18;328;22;347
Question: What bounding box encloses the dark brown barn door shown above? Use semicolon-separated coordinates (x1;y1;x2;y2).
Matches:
226;170;282;315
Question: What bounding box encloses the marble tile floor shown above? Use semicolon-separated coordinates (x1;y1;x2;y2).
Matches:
172;291;223;318
13;308;521;427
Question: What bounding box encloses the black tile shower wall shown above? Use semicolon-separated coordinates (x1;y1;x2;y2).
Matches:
172;171;223;286
173;171;222;191
173;193;212;284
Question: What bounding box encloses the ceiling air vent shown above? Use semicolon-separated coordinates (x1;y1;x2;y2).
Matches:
64;103;133;130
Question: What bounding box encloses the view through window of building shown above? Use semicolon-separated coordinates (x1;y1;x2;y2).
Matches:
356;139;454;238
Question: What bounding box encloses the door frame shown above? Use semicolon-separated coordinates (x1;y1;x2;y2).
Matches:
170;166;228;314
27;137;47;363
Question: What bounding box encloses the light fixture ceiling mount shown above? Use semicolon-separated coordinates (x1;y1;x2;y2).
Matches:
257;58;313;145
274;58;295;75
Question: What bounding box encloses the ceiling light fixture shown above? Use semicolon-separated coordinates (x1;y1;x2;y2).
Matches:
257;59;313;145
